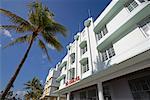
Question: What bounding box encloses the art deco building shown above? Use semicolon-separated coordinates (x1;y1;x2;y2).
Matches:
43;0;150;100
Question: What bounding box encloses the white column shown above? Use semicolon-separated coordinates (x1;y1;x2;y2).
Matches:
97;82;104;100
67;92;70;100
57;95;60;100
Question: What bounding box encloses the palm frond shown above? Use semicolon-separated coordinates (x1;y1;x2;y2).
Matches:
0;25;32;33
28;1;43;27
38;39;51;61
0;8;31;26
42;32;63;51
0;25;17;30
44;6;54;20
24;77;43;99
44;21;67;37
4;34;33;48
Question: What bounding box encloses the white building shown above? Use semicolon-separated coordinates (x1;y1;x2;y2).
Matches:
44;0;150;100
41;66;66;100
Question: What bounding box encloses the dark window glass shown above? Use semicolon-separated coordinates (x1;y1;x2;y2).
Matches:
128;75;150;100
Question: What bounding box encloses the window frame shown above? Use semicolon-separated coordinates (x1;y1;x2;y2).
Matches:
99;45;115;62
81;59;89;73
138;16;150;37
81;44;87;56
68;68;75;80
96;25;108;41
70;53;75;64
125;0;139;12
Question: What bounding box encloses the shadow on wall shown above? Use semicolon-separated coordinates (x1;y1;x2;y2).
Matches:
93;55;112;73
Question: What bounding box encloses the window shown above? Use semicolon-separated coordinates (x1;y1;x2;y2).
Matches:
96;25;108;41
80;91;86;100
81;44;87;55
88;89;97;100
70;53;75;64
71;85;98;100
63;76;66;84
64;64;67;70
101;51;108;61
108;47;115;58
81;59;89;73
103;85;112;100
100;45;115;62
68;68;75;80
139;16;150;36
125;0;139;12
128;75;150;100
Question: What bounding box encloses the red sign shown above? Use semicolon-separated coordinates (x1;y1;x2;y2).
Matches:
65;76;80;86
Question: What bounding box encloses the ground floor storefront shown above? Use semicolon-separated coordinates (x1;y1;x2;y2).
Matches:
102;67;150;100
67;67;150;100
70;85;99;100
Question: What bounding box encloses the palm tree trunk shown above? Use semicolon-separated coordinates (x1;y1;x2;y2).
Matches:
1;34;36;99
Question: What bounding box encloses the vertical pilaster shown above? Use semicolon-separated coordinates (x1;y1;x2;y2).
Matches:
57;95;60;100
67;92;70;100
97;82;104;100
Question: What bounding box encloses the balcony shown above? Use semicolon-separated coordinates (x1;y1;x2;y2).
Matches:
99;37;150;70
97;2;150;51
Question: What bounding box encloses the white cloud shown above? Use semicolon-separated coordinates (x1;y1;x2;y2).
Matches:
2;29;12;37
47;43;55;50
42;54;47;59
0;29;14;40
40;80;44;85
0;44;1;47
15;90;26;99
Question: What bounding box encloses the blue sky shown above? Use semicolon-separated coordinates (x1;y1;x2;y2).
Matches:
0;0;111;92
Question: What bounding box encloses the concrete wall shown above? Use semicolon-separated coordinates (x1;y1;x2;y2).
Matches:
113;27;146;56
107;8;129;34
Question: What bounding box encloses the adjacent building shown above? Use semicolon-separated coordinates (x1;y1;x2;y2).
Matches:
41;66;66;100
43;0;150;100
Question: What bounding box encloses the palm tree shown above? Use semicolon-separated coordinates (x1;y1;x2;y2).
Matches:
0;88;22;100
0;1;67;99
24;77;43;100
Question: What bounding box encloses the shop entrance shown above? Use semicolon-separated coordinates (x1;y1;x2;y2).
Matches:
70;85;99;100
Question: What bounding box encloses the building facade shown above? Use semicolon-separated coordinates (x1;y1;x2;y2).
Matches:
41;66;66;100
43;0;150;100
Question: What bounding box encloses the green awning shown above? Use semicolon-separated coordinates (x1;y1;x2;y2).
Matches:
59;61;67;69
56;74;66;82
79;41;87;48
79;57;88;64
